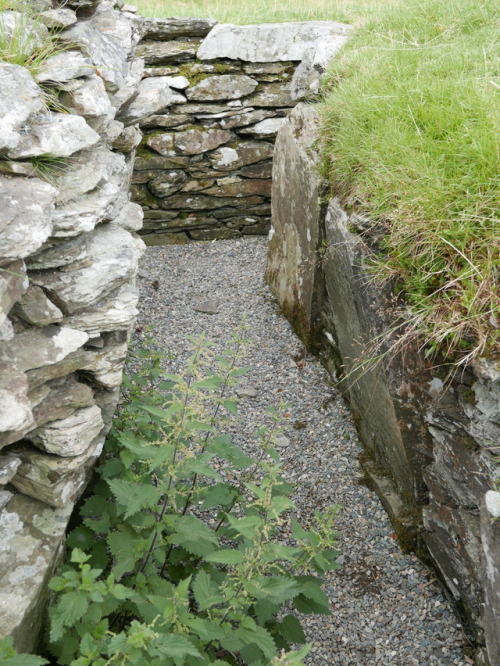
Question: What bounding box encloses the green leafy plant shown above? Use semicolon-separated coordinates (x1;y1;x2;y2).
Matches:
46;332;341;665
0;637;48;666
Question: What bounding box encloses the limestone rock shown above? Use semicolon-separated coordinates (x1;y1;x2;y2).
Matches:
14;286;63;327
25;405;104;457
209;140;274;170
197;21;351;62
0;494;72;653
0;489;13;510
59;74;115;121
52;150;130;236
112;202;144;232
8;113;100;159
186;75;257;102
0;259;28;325
0;362;33;445
27;235;91;270
9;326;89;373
146;132;175;156
0;176;57;262
119;76;177;126
165;76;190;90
34;51;93;84
10;437;102;508
30;378;94;430
31;225;144;314
63;283;140;335
39;7;77;29
136;16;216;40
108;56;145;113
60;4;138;94
239;117;286;138
82;341;129;387
111;125;142;152
174;128;231;155
0;63;44;154
291;33;350;100
137;41;199;65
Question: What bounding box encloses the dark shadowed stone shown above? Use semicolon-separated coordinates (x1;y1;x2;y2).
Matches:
193;300;220;314
141;232;190;246
136;41;199;65
185;75;257;101
135;152;190;169
239;162;273;179
148;171;188;197
189;228;241;241
14;286;63;327
482;494;500;665
135;16;217;40
161;194;263;211
204;178;271;197
141;113;191;129
241;218;272;235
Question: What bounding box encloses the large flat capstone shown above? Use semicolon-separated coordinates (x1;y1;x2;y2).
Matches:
197;21;351;62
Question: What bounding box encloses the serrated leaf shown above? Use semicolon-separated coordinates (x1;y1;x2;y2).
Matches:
141;403;184;420
227;514;262;539
0;638;48;665
295;576;330;608
192;570;224;610
201;483;239;509
221;399;239;415
209;435;253;469
169;515;218;557
222;624;277;660
293;594;331;615
155;633;201;659
252;576;301;604
204;549;245;565
50;591;89;641
186;618;225;642
181;454;220;481
107;528;145;578
193;376;222;390
276;615;306;644
107;478;159;519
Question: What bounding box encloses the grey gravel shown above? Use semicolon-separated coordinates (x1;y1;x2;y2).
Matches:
134;237;469;666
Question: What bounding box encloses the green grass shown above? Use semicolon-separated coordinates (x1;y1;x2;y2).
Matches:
133;0;396;24
321;0;499;363
133;0;500;363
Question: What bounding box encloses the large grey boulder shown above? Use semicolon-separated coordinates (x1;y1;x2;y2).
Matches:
9;326;89;372
0;176;57;263
52;150;130;237
31;225;145;313
7;113;100;159
197;21;351;62
34;51;93;84
0;64;44;154
291;33;350;100
25;405;104;457
119;76;177;126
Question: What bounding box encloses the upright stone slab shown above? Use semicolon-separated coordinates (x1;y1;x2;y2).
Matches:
266;103;326;347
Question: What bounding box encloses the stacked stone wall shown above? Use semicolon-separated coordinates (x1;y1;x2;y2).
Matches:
132;19;351;243
0;0;176;650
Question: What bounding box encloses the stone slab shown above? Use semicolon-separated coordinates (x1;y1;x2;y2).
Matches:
197;21;351;62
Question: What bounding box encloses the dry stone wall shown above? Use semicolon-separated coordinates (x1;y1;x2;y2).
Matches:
132;18;351;244
267;103;500;665
0;0;178;650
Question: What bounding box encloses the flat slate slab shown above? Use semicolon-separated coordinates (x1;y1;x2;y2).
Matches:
197;21;351;62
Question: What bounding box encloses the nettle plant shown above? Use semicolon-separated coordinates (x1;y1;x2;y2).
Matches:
46;332;341;666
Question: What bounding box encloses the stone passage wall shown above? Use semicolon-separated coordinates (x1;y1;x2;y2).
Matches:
132;18;351;243
0;0;177;650
267;103;500;665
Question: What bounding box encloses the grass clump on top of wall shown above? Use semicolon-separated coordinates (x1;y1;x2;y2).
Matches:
320;0;499;364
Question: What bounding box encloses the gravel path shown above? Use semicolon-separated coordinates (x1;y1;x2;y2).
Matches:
135;237;468;666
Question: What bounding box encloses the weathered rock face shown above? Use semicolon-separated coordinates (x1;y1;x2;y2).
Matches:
132;18;351;244
267;107;500;664
0;0;148;651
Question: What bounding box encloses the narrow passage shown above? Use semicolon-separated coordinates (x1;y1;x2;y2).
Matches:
136;237;467;666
